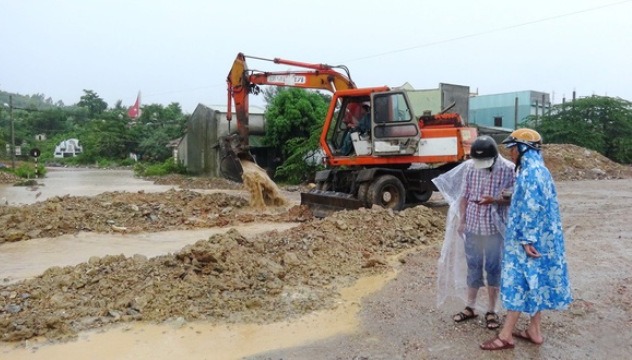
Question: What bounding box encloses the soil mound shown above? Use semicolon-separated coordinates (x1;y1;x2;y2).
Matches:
0;171;20;184
499;143;632;181
0;189;294;244
0;205;444;342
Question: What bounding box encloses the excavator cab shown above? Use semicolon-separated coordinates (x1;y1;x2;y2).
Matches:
324;90;421;158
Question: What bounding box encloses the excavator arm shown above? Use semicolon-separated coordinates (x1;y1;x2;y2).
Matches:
221;52;356;181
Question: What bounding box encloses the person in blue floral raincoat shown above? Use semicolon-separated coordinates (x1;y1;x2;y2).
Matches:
480;128;573;351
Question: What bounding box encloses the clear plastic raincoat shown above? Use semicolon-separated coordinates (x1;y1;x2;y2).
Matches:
433;156;515;313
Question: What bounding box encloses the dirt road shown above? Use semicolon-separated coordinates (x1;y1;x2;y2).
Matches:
249;179;632;359
1;169;631;359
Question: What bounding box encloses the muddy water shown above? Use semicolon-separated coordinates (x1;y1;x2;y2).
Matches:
0;168;395;359
0;271;394;359
0;223;298;284
0;168;175;205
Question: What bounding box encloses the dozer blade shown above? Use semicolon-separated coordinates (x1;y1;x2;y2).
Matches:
300;190;365;218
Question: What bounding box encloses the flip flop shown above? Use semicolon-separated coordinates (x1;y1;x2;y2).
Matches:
480;337;515;351
512;330;544;345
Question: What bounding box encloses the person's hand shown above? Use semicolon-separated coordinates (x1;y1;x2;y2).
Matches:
478;196;495;205
523;244;541;258
457;221;465;237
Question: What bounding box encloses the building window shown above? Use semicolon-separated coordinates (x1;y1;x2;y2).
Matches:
494;116;502;127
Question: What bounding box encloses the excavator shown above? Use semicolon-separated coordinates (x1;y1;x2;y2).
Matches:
223;52;477;216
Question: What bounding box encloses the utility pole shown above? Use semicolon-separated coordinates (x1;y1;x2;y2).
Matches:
10;95;15;169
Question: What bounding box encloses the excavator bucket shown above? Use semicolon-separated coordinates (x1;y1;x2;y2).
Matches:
219;133;255;183
219;151;244;183
300;190;365;218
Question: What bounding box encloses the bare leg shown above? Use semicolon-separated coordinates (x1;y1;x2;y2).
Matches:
467;287;479;309
487;286;499;312
526;312;544;343
497;310;521;342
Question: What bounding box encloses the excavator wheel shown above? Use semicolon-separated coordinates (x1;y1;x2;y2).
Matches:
357;182;370;207
366;175;406;211
408;190;433;203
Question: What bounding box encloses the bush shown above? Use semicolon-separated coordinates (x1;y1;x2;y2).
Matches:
134;158;187;177
13;163;47;178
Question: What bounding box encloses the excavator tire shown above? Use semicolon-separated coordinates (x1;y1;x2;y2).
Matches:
366;175;406;211
408;190;433;203
357;182;371;207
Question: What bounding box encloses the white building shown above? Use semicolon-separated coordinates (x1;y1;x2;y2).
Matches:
53;138;83;158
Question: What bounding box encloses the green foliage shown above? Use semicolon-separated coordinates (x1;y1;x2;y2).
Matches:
77;90;108;117
530;96;632;164
134;158;188;177
77;117;131;162
12;162;47;178
263;88;330;183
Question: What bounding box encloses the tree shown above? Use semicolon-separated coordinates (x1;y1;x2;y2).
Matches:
77;90;108;118
127;102;187;162
263;87;330;182
531;96;632;164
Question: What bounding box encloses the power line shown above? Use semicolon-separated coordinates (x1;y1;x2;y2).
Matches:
346;0;632;62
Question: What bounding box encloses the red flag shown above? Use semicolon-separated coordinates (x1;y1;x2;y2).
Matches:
128;91;142;119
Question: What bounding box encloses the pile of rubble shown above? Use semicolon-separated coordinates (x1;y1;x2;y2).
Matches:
499;143;632;181
0;206;445;342
0;170;20;184
0;189;298;244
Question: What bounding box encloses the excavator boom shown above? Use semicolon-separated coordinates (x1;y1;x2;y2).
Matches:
222;52;356;181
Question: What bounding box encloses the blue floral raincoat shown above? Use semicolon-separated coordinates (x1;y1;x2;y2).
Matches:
501;147;573;315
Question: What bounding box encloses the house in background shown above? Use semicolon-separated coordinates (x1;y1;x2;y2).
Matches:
53;138;83;158
469;90;551;130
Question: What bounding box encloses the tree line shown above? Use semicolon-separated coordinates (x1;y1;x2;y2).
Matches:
0;89;188;166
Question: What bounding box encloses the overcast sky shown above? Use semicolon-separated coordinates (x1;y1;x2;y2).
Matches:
1;0;631;113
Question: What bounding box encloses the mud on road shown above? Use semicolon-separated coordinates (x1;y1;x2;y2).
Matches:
251;179;632;360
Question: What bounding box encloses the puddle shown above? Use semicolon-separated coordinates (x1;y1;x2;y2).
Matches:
0;168;175;206
0;222;298;284
0;271;395;360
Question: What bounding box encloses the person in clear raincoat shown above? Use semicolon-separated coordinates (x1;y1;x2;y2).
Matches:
433;135;515;330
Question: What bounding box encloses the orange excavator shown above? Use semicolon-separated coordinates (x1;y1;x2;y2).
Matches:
223;53;477;216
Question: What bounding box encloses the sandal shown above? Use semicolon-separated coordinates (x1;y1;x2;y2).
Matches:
453;306;478;323
485;312;500;330
480;337;514;351
512;330;544;345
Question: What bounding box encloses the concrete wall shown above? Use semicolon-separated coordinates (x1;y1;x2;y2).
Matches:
184;104;266;176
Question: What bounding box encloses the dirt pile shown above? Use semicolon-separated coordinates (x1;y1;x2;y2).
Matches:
499;143;632;181
0;171;20;184
0;205;445;342
541;144;632;180
0;189;297;244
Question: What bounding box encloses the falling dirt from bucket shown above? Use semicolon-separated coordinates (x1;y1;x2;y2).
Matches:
240;160;287;208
